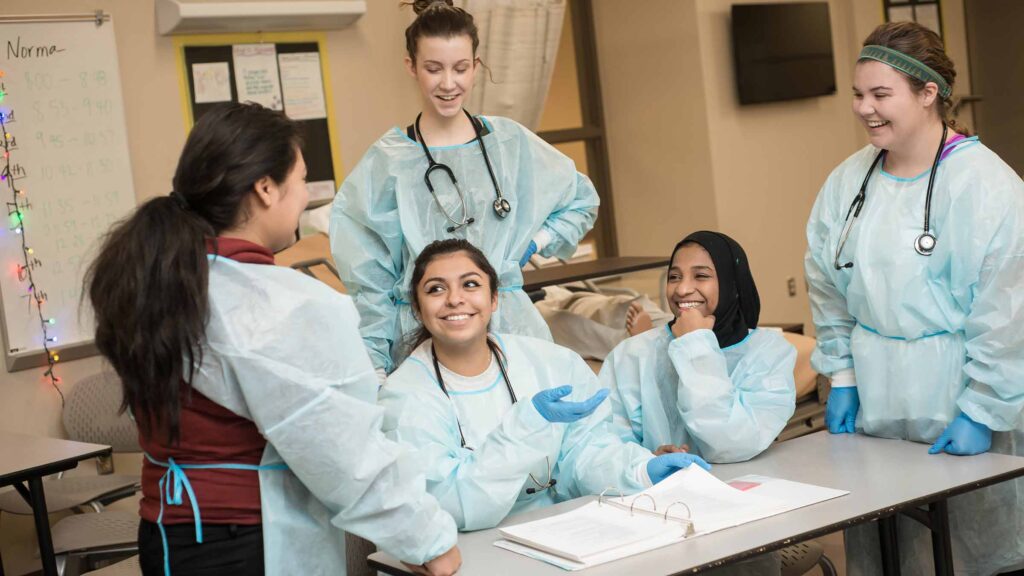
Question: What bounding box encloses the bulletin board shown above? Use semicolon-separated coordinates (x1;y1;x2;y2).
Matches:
0;13;137;371
174;32;343;208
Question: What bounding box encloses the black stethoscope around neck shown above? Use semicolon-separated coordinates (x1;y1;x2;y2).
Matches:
834;124;947;270
431;338;517;450
415;109;512;233
430;340;558;495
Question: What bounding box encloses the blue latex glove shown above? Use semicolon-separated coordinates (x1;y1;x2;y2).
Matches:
519;240;538;268
929;412;992;455
531;385;609;423
826;387;859;434
646;453;712;485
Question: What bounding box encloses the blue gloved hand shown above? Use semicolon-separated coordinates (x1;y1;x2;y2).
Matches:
646;453;712;485
929;412;992;455
531;385;609;423
825;386;859;434
519;240;538;268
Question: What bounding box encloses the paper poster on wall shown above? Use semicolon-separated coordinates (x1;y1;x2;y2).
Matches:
279;52;327;121
191;62;232;104
232;44;283;110
180;37;340;210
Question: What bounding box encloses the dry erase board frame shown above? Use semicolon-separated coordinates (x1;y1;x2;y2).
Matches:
173;32;343;209
0;12;137;371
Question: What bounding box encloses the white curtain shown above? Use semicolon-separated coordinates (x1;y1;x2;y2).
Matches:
458;0;567;130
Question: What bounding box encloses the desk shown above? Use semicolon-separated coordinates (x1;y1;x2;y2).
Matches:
522;256;668;292
0;432;111;576
368;432;1024;575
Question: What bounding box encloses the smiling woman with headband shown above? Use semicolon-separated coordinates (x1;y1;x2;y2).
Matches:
805;21;1024;575
330;0;599;384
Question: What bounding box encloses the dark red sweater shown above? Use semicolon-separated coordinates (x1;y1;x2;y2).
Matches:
138;238;274;525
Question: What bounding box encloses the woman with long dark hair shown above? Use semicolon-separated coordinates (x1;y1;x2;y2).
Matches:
86;102;460;576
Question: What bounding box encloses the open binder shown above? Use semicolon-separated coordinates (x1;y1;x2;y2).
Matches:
598;487;697;535
496;466;848;570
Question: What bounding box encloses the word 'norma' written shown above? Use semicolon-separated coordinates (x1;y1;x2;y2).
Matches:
7;37;66;59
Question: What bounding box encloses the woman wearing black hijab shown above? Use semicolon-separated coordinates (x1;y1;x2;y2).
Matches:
600;231;797;464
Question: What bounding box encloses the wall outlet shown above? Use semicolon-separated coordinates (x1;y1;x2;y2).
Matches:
787;277;797;297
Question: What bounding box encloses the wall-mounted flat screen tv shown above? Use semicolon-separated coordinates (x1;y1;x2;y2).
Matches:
731;2;837;105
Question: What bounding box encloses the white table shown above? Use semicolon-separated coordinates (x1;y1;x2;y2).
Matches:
368;431;1024;575
0;431;111;576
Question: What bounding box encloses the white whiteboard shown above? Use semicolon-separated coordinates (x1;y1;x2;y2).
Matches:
0;14;136;370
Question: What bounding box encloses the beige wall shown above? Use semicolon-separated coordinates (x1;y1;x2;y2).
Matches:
593;0;719;258
594;0;972;333
695;0;861;330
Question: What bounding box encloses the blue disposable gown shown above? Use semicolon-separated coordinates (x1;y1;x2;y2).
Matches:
602;327;797;463
330;116;599;373
805;140;1024;576
189;256;457;574
378;334;653;531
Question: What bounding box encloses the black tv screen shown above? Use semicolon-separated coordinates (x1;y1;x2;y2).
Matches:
731;2;837;105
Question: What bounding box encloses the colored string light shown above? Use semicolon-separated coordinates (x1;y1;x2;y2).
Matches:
1;69;63;405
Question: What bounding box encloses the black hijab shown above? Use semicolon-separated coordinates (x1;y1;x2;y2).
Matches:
668;231;760;348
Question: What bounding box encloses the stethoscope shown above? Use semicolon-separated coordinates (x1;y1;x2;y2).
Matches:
415;109;512;233
834;124;947;270
430;339;556;495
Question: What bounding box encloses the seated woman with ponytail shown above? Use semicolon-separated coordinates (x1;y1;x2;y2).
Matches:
86;102;460;576
378;239;710;532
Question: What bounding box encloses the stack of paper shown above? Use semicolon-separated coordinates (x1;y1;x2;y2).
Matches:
495;466;847;570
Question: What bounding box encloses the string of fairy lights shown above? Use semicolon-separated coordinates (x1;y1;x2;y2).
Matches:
0;67;64;405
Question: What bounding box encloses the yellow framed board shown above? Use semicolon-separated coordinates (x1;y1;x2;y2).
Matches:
173;32;343;208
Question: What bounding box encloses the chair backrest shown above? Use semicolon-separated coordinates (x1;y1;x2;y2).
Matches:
62;371;139;453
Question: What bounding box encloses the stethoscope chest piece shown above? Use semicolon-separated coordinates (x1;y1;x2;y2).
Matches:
494;197;512;219
835;124;950;268
415;110;512;232
915;232;937;256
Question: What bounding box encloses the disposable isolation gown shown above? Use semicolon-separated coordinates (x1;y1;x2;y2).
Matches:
378;334;652;531
603;327;797;463
187;256;456;574
805;140;1024;575
330;116;598;373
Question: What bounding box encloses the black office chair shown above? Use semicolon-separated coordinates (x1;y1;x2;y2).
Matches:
80;554;139;575
780;540;838;576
